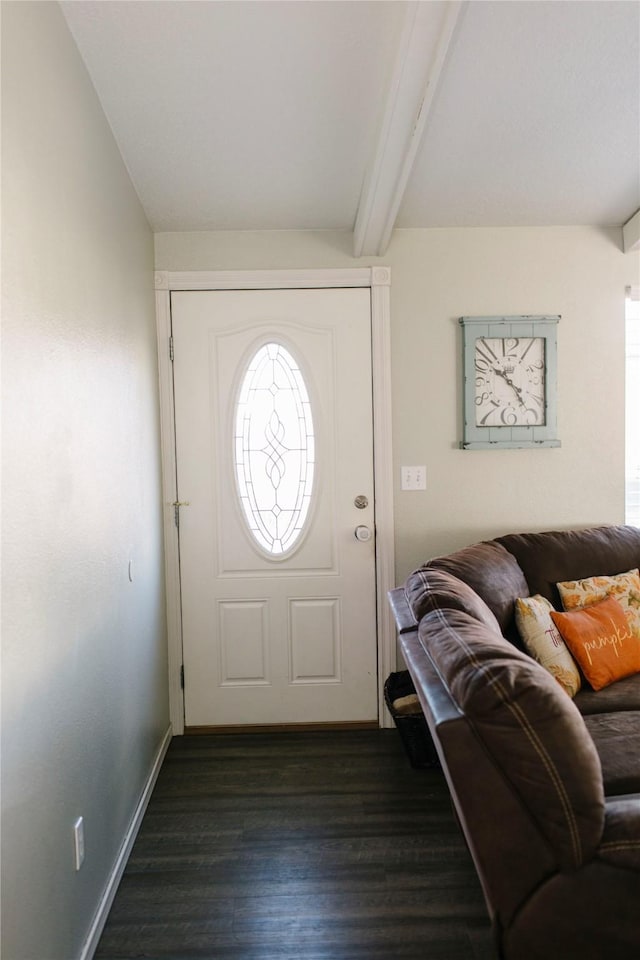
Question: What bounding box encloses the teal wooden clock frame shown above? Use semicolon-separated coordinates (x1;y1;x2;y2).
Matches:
460;315;560;450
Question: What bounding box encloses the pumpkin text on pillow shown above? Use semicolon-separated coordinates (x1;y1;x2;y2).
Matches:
550;595;640;691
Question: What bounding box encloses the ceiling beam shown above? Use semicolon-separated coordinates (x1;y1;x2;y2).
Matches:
353;1;467;258
623;209;640;253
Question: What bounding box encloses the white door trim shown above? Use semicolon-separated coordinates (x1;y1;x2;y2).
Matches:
155;267;395;734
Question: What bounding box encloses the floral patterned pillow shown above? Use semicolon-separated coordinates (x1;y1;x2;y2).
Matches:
515;594;581;697
556;568;640;639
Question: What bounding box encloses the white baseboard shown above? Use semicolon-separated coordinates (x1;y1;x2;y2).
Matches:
78;724;173;960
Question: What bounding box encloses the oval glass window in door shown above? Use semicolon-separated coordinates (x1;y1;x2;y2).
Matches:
234;342;315;555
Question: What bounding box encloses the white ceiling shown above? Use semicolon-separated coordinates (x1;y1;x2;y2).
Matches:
61;0;640;253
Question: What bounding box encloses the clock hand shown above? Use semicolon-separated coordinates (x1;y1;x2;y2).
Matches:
492;366;526;406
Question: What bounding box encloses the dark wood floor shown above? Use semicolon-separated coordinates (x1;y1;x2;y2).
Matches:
95;730;495;960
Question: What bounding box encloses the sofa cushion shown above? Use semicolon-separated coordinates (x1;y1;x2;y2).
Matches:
404;567;501;632
496;525;640;611
574;672;640;715
504;860;640;960
424;540;529;645
583;713;640;796
419;607;605;870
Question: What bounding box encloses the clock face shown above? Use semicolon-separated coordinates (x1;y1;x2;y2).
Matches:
474;337;546;427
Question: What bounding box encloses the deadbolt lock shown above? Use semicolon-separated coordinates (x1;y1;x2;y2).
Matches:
354;495;369;510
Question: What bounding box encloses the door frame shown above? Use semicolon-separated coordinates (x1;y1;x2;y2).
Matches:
155;267;395;734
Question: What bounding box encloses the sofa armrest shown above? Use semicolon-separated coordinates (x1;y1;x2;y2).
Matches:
399;628;461;728
387;587;418;634
399;629;557;932
598;795;640;870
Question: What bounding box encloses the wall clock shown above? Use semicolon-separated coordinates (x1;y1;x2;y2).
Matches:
460;315;560;449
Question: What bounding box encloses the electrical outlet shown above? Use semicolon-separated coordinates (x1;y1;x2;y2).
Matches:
401;466;427;491
73;816;85;871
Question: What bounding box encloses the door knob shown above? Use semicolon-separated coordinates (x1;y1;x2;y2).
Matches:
354;525;372;542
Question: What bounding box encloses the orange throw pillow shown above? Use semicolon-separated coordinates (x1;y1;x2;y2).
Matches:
550;596;640;691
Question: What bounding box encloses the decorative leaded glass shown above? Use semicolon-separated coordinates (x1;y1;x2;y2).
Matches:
234;342;315;555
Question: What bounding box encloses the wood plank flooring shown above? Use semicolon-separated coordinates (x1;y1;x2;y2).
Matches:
95;731;495;960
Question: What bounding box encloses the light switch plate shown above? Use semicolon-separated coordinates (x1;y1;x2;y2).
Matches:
401;466;426;490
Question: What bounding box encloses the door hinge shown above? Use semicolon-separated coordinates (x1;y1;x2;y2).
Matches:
180;665;184;689
169;335;174;362
172;500;190;529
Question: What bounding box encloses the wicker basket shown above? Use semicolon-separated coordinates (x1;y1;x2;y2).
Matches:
384;671;440;769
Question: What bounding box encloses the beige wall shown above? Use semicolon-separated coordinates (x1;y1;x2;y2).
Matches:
1;4;169;958
1;5;634;956
156;226;639;581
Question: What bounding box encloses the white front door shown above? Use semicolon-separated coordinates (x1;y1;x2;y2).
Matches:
171;288;378;728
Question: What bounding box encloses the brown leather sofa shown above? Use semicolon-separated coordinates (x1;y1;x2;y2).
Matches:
389;524;640;960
